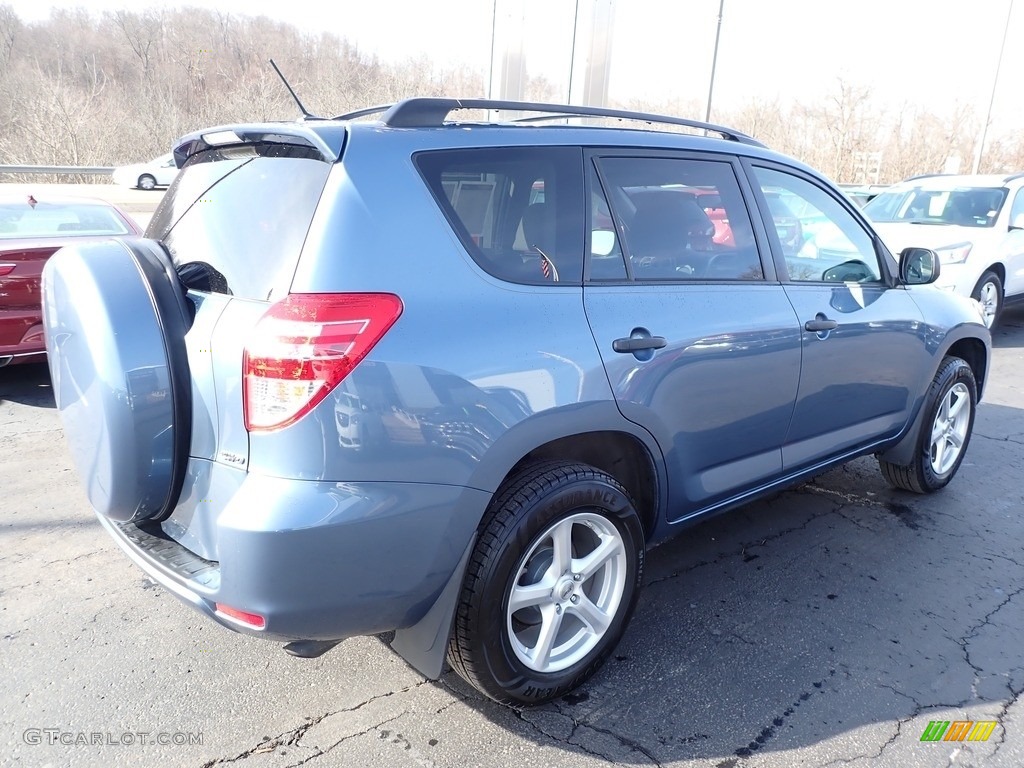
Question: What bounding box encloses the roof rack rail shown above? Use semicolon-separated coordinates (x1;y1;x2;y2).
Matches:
903;173;947;182
333;104;393;121
1002;172;1024;183
336;98;765;147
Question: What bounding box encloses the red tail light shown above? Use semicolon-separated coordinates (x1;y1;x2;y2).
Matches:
243;293;403;431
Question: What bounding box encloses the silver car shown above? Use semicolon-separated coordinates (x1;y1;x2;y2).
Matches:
42;98;991;705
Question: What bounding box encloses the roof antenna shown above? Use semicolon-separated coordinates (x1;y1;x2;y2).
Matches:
269;59;321;120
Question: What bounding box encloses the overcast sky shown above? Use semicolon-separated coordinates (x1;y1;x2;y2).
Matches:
6;0;1022;131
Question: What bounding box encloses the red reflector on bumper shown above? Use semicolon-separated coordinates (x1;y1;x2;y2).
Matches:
215;603;266;629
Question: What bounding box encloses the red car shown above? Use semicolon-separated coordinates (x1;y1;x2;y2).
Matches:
0;195;142;366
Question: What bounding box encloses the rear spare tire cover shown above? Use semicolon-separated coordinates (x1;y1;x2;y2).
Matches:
42;238;192;523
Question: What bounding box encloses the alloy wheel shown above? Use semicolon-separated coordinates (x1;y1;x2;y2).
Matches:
506;511;627;673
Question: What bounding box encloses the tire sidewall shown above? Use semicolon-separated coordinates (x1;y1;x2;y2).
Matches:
972;271;1002;328
475;476;644;703
917;359;977;490
139;174;156;190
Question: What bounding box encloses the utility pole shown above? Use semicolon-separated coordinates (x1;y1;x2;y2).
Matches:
972;0;1014;174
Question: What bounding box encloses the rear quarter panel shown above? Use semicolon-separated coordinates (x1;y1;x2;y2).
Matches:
264;129;657;498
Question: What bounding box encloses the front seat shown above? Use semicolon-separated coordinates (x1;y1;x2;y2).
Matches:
627;194;715;277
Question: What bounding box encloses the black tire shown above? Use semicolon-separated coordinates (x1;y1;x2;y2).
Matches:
971;270;1003;329
138;173;157;191
878;356;977;493
447;461;645;705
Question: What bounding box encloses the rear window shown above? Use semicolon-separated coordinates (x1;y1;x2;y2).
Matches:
416;147;585;284
147;144;331;300
0;202;131;238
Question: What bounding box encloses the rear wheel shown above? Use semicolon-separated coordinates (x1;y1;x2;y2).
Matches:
879;356;976;493
971;270;1002;329
138;173;157;191
447;461;644;705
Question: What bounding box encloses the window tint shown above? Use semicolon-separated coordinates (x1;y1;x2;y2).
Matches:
753;167;883;284
595;156;763;281
587;161;627;280
1010;187;1024;226
416;147;584;285
148;145;331;300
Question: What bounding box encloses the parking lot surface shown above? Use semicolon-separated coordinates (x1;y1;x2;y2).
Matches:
1;286;1022;764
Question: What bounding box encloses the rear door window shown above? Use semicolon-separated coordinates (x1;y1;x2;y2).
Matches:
593;155;764;282
416;147;585;284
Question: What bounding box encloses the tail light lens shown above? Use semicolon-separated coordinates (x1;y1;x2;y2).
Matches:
243;293;403;431
215;603;266;629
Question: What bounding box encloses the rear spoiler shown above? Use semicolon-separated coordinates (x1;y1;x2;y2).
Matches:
172;123;347;167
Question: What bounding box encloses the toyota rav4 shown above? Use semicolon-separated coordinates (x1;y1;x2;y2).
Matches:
42;98;991;705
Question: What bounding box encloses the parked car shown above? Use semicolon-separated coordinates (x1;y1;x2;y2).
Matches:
112;152;179;190
0;194;141;367
863;173;1024;328
839;184;888;207
42;99;991;706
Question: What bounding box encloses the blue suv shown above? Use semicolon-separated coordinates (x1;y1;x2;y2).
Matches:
42;98;990;705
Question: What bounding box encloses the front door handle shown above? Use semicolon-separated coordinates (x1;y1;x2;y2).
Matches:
612;336;667;353
804;317;838;333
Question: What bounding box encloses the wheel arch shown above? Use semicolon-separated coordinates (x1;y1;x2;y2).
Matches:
389;411;666;680
945;336;988;397
878;331;988;467
980;263;1006;287
504;431;661;543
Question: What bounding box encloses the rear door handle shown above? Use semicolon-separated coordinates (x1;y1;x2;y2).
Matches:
804;317;838;332
612;336;667;353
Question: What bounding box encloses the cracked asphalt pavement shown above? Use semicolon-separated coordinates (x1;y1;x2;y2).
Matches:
2;309;1022;768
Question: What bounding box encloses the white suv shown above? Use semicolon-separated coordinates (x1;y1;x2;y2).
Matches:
863;173;1024;327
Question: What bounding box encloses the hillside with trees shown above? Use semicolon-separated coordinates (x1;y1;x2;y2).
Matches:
1;4;1021;183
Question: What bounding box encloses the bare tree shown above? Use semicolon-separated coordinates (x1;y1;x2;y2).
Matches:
0;4;1020;184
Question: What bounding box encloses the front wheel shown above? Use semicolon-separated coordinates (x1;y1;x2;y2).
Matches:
879;356;977;493
138;174;157;191
447;461;645;705
971;270;1003;329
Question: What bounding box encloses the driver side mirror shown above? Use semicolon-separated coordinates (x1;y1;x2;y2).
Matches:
899;247;940;285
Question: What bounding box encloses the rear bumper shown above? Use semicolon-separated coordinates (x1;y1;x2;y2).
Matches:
100;459;489;643
0;349;46;366
0;317;46;362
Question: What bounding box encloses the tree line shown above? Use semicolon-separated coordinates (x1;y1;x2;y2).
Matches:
0;4;1020;184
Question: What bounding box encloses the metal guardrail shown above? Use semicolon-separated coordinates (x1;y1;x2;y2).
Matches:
0;165;115;175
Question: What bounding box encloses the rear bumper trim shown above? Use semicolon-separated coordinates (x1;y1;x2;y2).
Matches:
108;517;221;591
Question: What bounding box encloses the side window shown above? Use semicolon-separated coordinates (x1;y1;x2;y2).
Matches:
415;147;584;285
753;167;883;284
1010;188;1024;227
587;162;627;280
595;156;763;281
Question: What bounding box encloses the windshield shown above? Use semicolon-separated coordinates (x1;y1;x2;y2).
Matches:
864;185;1007;228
